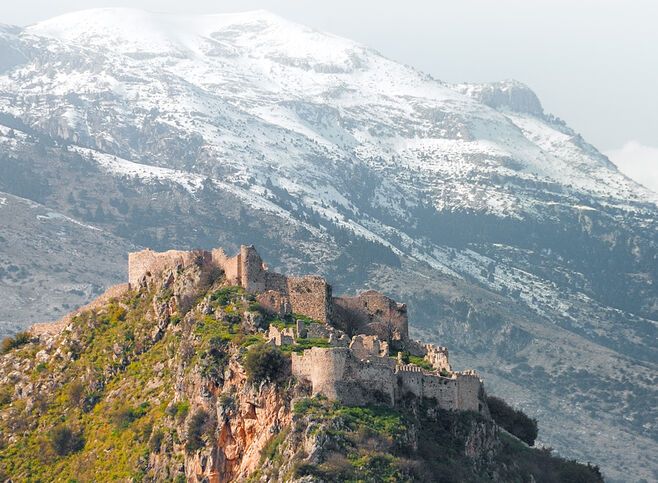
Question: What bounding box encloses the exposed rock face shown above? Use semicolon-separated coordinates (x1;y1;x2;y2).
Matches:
454;80;544;116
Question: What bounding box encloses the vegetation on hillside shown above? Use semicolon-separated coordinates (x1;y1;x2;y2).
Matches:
487;395;539;446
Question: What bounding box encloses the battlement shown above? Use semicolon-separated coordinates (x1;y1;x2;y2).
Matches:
291;338;485;412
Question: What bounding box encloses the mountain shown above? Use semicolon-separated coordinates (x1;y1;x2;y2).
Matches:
0;8;656;480
0;247;603;482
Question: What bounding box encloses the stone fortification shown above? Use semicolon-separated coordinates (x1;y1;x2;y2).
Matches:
128;245;413;339
270;318;484;413
128;245;332;323
332;290;408;342
291;341;484;412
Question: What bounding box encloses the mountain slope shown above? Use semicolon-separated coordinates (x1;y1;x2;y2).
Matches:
0;9;656;481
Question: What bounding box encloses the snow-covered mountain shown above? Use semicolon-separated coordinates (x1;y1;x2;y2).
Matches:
0;9;656;480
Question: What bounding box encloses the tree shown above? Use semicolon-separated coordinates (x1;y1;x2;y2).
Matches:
243;343;287;385
487;395;538;446
49;426;85;456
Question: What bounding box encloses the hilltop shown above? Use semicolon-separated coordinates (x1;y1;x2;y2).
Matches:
0;245;603;482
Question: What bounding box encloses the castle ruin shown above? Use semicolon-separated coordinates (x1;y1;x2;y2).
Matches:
127;245;486;414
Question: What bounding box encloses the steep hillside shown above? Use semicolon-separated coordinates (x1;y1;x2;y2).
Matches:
0;252;603;482
0;9;655;480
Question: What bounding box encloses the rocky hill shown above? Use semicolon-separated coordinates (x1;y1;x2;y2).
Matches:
0;9;656;480
0;246;603;482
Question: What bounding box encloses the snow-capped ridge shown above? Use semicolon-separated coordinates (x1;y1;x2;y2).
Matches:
454;79;544;116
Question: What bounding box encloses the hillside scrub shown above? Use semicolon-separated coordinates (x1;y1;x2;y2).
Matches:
487;395;538;446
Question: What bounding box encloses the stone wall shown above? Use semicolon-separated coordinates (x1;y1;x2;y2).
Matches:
128;249;207;288
127;245;332;324
240;245;266;292
332;290;408;342
292;342;484;413
286;276;332;324
291;347;396;406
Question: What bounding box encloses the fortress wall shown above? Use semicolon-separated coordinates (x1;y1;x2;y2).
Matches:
256;290;291;318
287;276;331;323
292;347;350;400
292;347;395;406
240;245;266;292
420;376;459;409
455;373;483;412
396;367;425;400
211;248;240;285
264;272;288;294
332;290;408;341
128;249;198;288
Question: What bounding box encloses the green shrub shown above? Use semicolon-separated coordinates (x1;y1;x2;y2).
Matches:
487;396;538;446
111;403;149;430
210;286;243;307
199;337;229;383
166;401;190;421
1;331;31;354
149;429;165;453
106;304;127;323
219;393;236;412
407;355;434;371
0;385;12;406
243;343;287;384
66;381;85;407
185;409;213;453
49;425;85;456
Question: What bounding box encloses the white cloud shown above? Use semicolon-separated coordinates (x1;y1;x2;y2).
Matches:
605;141;658;194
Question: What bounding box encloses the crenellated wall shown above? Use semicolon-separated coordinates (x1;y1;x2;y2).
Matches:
292;341;485;413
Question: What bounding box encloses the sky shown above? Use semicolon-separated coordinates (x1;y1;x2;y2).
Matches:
3;0;657;191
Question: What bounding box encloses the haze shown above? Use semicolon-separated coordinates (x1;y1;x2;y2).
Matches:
3;0;657;191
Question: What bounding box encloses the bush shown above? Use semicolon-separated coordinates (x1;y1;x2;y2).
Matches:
67;381;85;407
210;286;243;307
166;401;190;421
0;385;12;406
149;429;165;453
1;331;31;353
111;402;149;429
185;409;214;453
199;337;229;383
49;425;85;456
487;396;538;446
243;343;287;385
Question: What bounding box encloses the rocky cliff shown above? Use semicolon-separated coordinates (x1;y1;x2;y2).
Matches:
0;251;603;482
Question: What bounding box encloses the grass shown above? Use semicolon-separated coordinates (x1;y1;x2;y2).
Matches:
280;337;330;354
